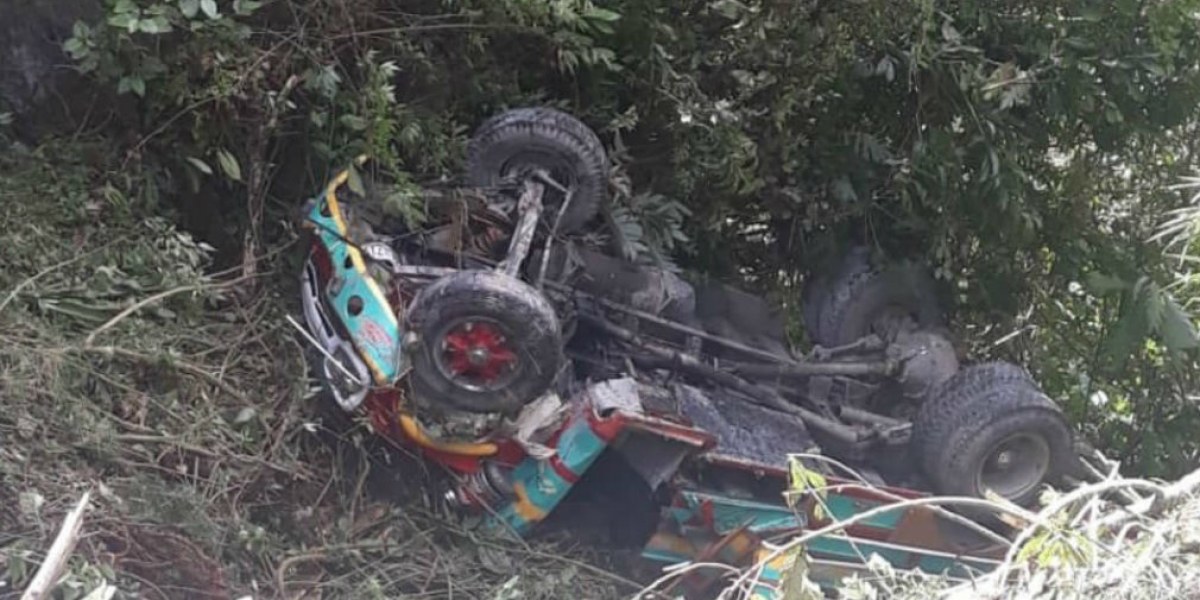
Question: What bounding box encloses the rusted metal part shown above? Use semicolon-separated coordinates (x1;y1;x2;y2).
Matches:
498;181;544;277
391;265;459;279
535;170;575;290
887;501;1006;559
582;313;870;446
619;412;717;450
405;244;895;380
808;334;888;360
667;525;763;597
702;453;789;478
446;461;517;509
578;292;796;365
891;328;959;401
731;359;896;378
837;406;912;445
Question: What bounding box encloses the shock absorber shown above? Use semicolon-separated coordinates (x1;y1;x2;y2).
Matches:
444;461;515;510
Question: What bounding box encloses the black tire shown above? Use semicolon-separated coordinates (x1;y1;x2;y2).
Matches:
816;260;942;347
466;107;609;233
801;273;829;344
405;270;563;414
911;362;1035;473
915;368;1073;510
803;246;871;344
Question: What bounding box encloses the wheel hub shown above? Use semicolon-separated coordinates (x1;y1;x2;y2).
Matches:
977;433;1050;500
437;318;519;391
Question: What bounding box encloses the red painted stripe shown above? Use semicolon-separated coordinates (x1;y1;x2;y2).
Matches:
586;409;626;442
549;455;580;483
701;500;715;528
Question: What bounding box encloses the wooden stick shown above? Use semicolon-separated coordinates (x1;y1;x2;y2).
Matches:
83;275;253;347
21;491;91;600
1097;466;1200;530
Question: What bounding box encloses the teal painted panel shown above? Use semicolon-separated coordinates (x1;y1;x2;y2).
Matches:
679;491;805;534
489;417;610;534
808;535;913;566
306;197;404;383
821;493;903;530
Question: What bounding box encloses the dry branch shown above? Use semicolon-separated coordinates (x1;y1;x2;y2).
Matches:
1097;466;1200;529
21;492;91;600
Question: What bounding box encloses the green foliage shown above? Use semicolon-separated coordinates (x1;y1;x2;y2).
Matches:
786;455;828;522
778;547;824;600
0;136;623;599
56;0;1200;477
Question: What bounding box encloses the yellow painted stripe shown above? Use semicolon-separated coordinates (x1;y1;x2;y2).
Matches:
512;482;548;521
649;532;696;555
398;414;498;456
360;352;390;387
318;168;403;386
323;171;400;329
728;533;752;554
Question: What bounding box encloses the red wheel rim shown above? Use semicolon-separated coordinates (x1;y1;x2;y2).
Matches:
434;318;520;391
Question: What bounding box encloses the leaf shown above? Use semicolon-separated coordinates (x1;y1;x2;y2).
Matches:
831;177;858;203
180;0;200;18
875;56;895;82
137;16;172;34
1144;283;1165;332
117;76;145;97
477;545;514;575
234;407;256;424
80;583;117;600
779;548;824;600
1161;295;1199;351
346;165;366;197
338;114;369;131
787;456;828;521
63;36;87;57
107;13;138;31
18;490;45;517
490;575;522;600
1104;295;1149;368
1085;272;1127;294
585;7;621;21
216;149;242;182
1079;6;1104;22
941;21;962;43
200;0;219;19
233;0;262;15
712;0;744;20
185;157;213;175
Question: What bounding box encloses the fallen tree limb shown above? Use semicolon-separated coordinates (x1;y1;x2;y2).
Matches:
21;491;91;600
66;345;253;406
83;274;256;347
633;495;1047;600
1097;466;1200;530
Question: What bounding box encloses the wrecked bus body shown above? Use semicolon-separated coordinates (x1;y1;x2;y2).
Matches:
294;107;1077;597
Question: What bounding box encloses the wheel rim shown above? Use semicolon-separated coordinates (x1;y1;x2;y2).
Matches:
432;317;522;392
975;432;1051;500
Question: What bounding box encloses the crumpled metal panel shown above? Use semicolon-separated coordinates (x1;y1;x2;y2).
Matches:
587;377;644;414
673;384;817;469
614;434;693;491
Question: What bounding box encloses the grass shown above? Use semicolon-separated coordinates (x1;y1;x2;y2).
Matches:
0;136;631;599
7;133;1200;600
